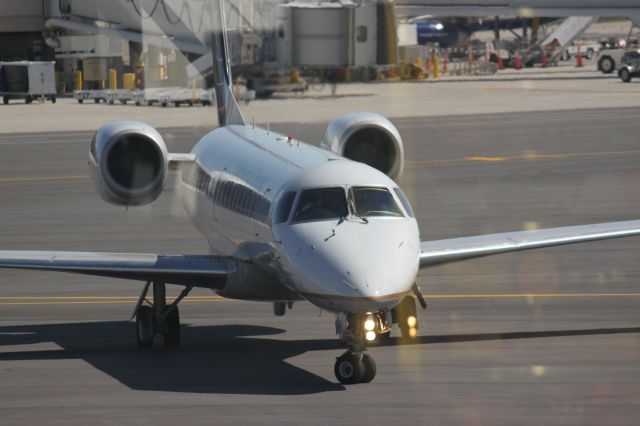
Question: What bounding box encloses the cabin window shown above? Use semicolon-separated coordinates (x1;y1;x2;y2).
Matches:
292;187;348;223
350;187;403;217
274;191;297;224
393;187;415;218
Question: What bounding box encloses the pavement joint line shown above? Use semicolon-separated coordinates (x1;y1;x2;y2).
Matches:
0;296;224;300
3;147;639;183
0;171;178;184
0;175;89;183
1;293;639;306
0;299;230;306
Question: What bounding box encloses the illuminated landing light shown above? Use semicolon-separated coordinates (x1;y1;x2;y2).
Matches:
365;331;377;342
364;317;376;331
407;315;417;328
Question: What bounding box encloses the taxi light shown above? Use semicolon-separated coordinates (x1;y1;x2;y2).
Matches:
365;331;377;342
364;318;376;331
407;315;417;328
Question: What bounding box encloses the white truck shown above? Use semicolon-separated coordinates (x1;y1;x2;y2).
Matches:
0;61;57;104
597;48;640;73
560;42;601;61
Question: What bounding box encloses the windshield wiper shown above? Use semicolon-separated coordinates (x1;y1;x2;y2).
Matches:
347;194;368;224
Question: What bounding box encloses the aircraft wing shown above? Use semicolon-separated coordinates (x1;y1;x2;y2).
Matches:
420;220;640;267
0;251;235;288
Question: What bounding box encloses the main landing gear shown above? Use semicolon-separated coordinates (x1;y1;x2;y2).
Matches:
133;281;193;348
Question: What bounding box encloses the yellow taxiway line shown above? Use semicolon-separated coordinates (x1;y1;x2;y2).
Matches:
0;293;639;306
407;149;640;166
1;150;639;185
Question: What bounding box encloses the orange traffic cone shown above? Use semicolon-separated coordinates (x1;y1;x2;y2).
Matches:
514;50;522;70
576;47;584;67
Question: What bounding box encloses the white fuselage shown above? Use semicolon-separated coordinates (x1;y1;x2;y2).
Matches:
179;125;421;313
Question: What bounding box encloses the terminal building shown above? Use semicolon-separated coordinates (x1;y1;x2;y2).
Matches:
0;0;55;62
0;0;398;93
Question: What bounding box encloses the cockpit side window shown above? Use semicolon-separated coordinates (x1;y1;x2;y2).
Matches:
350;187;404;217
292;187;348;223
393;187;415;218
274;191;297;224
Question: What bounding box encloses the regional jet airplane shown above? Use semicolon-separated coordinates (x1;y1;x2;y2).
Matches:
2;0;640;384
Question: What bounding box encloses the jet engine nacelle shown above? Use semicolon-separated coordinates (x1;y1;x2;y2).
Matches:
324;112;404;181
89;121;169;206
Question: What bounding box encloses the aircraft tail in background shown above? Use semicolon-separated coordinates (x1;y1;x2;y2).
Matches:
210;0;245;127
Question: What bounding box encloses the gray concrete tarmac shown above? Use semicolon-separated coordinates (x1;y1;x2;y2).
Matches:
1;108;640;425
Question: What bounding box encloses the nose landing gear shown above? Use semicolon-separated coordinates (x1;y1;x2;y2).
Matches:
334;351;377;384
334;312;385;384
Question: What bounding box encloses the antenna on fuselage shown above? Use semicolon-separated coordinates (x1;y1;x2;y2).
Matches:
210;0;245;127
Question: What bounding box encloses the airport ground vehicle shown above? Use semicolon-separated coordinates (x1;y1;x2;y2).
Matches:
597;38;640;73
560;42;600;61
0;61;57;104
618;51;640;82
598;48;627;73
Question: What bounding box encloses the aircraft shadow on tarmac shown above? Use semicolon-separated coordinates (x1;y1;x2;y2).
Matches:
0;321;639;395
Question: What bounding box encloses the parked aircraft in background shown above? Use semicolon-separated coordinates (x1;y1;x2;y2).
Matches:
410;16;558;48
397;0;640;21
2;0;640;384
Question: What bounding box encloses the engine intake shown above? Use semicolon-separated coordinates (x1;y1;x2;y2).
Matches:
324;112;404;181
89;121;169;206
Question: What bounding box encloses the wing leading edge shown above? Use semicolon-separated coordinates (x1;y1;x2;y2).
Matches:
0;251;235;288
420;220;640;267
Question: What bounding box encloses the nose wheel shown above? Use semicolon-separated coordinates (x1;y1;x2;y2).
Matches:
334;351;376;384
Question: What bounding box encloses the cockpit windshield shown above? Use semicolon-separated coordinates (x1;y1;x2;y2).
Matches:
292;187;348;223
350;187;404;217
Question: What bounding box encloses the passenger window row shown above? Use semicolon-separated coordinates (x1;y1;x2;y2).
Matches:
182;164;272;224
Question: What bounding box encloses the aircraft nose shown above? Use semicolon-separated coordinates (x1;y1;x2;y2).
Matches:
277;219;420;312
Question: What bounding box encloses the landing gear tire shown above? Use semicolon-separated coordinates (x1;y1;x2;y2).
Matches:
273;302;286;316
360;353;377;383
334;353;365;384
136;305;154;348
163;306;180;347
376;330;391;344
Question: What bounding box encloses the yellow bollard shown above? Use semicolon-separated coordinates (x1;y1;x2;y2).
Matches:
75;70;83;91
290;68;300;83
108;69;117;90
432;56;440;79
123;73;135;90
191;79;197;103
